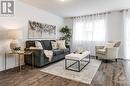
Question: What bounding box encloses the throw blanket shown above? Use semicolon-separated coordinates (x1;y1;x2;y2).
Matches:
44;50;53;62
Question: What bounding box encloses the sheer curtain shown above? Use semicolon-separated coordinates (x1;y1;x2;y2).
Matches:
123;10;130;59
72;14;107;55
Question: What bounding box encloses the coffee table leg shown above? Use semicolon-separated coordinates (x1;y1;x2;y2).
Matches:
89;54;90;63
65;59;67;69
78;60;80;72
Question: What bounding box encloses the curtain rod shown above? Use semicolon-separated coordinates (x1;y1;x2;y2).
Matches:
68;9;129;18
72;11;111;18
120;9;129;12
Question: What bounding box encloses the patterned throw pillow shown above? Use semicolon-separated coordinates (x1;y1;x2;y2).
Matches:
51;41;58;49
57;40;66;49
35;41;43;49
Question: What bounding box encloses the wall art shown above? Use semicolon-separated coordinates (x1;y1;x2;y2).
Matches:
28;20;56;39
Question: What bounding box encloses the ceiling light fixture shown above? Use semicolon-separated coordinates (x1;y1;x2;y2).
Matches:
60;0;65;2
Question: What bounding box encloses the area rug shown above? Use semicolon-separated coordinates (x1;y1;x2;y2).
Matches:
40;59;101;84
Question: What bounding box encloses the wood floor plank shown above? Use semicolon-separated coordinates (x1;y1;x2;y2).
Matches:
0;60;128;86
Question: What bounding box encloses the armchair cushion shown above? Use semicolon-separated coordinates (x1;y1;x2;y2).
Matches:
96;49;106;55
95;46;104;50
104;43;115;49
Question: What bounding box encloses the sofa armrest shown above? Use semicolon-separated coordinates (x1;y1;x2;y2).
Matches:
106;47;119;59
66;45;71;53
25;48;43;52
24;48;45;59
24;48;47;67
66;45;70;48
25;49;43;56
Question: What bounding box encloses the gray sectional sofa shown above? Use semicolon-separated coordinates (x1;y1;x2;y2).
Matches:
24;40;70;67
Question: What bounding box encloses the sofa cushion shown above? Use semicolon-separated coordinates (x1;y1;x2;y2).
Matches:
42;40;52;50
63;48;70;53
53;49;64;56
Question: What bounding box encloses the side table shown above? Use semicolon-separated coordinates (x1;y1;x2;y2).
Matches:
5;51;34;72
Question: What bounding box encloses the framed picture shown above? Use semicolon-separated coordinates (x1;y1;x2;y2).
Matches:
28;20;56;39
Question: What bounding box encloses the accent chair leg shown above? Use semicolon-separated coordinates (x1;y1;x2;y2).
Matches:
115;59;117;62
96;56;98;59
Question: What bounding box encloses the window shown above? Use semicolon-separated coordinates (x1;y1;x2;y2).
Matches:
72;15;107;55
74;19;106;42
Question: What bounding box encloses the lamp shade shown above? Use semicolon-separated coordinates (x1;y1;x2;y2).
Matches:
7;29;22;39
7;29;22;52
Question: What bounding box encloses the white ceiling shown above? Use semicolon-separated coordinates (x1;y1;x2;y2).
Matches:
21;0;130;17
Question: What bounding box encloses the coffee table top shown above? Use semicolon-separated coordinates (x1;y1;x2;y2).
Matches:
65;51;90;60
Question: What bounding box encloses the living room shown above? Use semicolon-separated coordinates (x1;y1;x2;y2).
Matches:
0;0;129;86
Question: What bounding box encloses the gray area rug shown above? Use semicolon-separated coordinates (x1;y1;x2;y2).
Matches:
40;59;101;84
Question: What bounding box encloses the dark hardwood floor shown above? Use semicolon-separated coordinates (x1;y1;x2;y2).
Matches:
0;60;129;86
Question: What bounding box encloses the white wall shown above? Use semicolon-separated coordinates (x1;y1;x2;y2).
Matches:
64;18;73;29
0;0;64;71
64;11;124;58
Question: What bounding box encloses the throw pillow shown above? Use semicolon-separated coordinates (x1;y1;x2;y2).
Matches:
104;42;115;49
51;41;58;49
57;40;66;49
35;41;43;49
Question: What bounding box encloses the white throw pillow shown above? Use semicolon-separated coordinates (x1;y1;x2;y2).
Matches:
57;40;66;49
51;41;58;49
104;42;115;49
35;41;43;49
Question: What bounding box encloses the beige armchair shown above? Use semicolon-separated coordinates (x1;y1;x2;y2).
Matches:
96;41;121;61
